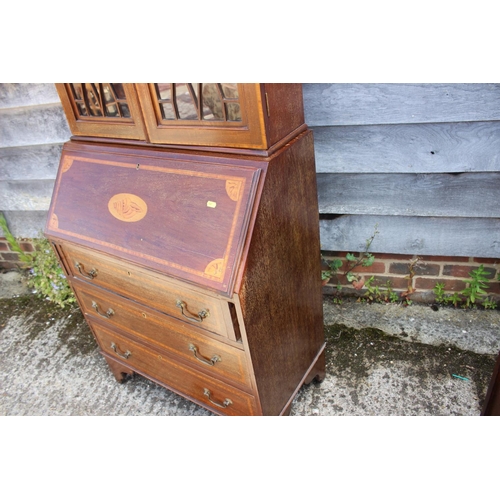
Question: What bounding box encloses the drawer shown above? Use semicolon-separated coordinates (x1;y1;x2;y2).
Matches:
60;242;237;340
73;281;252;387
92;323;258;416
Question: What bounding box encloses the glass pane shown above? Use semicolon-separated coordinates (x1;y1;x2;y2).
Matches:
71;83;82;100
102;84;113;102
153;83;242;122
202;84;223;121
85;84;102;117
102;85;119;117
119;103;131;118
105;103;119;117
192;83;199;99
226;102;241;121
156;83;172;101
176;84;198;120
68;83;134;120
76;102;87;116
221;83;239;99
161;103;176;120
111;83;126;100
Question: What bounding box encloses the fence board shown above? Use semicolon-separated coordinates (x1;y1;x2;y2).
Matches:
0;143;63;181
312;121;500;173
304;83;500;126
0;104;70;148
0;180;55;211
0;210;49;238
317;172;500;217
320;215;500;258
0;83;60;109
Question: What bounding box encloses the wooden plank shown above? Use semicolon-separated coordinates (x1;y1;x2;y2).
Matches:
0;143;63;180
0;179;55;211
0;83;60;109
317;172;500;217
312;121;500;173
319;215;500;258
0;210;49;238
303;83;500;126
0;104;71;148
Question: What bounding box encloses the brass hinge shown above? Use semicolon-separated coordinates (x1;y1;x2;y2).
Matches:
265;92;270;117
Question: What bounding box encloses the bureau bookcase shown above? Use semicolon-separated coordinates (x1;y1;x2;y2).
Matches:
46;83;325;415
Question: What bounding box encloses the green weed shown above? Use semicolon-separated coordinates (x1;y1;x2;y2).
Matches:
1;213;75;308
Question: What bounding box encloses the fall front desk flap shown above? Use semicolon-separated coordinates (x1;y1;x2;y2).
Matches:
45;145;261;297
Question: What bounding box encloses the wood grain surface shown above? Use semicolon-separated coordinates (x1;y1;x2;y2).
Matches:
320;215;500;257
317;172;500;217
304;83;500;126
238;131;325;415
312;121;500;173
0;104;70;148
0;143;63;180
0;83;60;109
45;142;261;297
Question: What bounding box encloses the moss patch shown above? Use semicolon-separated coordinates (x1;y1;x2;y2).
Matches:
0;294;95;356
324;323;496;409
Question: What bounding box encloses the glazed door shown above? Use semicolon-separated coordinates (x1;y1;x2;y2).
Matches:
135;83;269;149
56;83;148;141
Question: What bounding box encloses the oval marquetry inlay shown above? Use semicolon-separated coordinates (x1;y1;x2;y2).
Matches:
108;193;148;222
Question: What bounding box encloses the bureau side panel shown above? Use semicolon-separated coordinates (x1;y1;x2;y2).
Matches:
238;130;324;416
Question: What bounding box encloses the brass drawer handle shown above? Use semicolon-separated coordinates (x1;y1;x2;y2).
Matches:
188;344;221;366
92;300;114;319
176;300;209;323
110;342;131;359
75;261;97;280
203;388;232;409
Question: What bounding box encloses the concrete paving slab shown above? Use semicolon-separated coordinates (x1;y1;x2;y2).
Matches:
323;299;500;355
1;270;498;416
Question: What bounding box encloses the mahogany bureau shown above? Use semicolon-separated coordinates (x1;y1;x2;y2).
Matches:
45;83;325;416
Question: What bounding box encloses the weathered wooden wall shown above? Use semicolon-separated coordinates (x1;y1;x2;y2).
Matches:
0;83;70;237
304;83;500;258
1;83;499;259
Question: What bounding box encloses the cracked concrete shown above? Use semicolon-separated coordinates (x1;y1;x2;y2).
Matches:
1;270;498;416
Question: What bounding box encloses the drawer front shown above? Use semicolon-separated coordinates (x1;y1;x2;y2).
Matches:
61;242;235;339
93;323;258;416
73;282;251;387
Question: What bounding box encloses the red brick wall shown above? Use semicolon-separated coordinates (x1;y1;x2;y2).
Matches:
322;251;500;304
3;239;499;306
0;237;35;270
